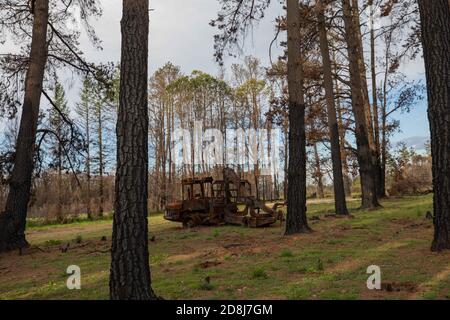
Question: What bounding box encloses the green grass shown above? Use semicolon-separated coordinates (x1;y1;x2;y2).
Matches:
2;195;450;300
43;239;62;247
251;268;269;279
280;249;294;258
197;282;215;291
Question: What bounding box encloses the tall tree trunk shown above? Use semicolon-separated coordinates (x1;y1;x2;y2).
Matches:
369;0;384;197
55;105;64;222
98;106;104;217
0;0;49;253
418;0;450;251
316;1;349;215
283;123;288;200
350;0;375;147
381;42;390;197
110;0;157;300
154;131;161;211
57;142;63;222
342;0;380;209
161;104;167;208
334;71;352;196
252;92;260;200
336;102;352;196
86;110;92;220
165;101;173;204
351;0;383;198
285;0;311;235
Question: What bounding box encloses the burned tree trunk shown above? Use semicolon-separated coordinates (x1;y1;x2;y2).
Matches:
285;0;311;235
351;0;383;199
0;0;49;253
316;1;349;215
368;0;384;197
334;68;353;196
418;0;450;251
342;0;380;209
109;0;157;299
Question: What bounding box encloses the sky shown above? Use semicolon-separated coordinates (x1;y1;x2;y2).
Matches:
78;0;283;77
0;0;430;150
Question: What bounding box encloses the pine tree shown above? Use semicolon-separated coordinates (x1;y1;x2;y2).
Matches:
75;77;94;220
418;0;450;251
110;0;157;300
47;81;71;222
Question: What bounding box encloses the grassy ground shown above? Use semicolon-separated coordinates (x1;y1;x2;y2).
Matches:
1;195;449;300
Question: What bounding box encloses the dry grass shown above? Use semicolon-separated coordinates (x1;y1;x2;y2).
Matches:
1;195;450;300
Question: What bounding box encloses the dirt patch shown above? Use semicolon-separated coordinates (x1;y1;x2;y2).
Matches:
390;218;415;226
409;261;450;299
199;261;222;269
327;241;407;274
382;282;417;293
166;252;203;264
0;248;62;284
405;222;429;229
324;214;355;219
326;225;352;239
223;243;248;249
26;222;112;244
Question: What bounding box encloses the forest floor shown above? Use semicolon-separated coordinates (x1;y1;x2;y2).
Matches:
1;194;450;300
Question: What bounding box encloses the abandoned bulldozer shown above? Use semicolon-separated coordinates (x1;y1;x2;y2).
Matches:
164;168;284;228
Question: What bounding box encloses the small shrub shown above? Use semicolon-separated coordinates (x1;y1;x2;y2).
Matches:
288;265;307;274
306;266;317;274
251;268;268;279
416;207;422;218
198;282;215;291
280;249;294;258
316;259;324;272
44;239;62;247
297;266;308;273
74;235;83;244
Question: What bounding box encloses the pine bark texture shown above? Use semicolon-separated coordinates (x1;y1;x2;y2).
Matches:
285;0;311;235
341;0;380;209
418;0;450;251
0;0;49;253
316;1;349;215
369;0;384;198
334;75;353;196
109;0;157;299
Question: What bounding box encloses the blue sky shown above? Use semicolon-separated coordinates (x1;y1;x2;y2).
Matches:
391;99;429;148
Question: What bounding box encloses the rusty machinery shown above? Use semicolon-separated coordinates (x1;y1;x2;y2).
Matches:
164;168;285;228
